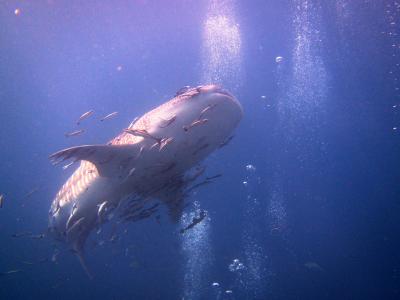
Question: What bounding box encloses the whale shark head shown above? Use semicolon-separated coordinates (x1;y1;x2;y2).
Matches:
176;84;240;105
173;84;243;126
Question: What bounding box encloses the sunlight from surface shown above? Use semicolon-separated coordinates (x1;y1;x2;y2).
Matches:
201;0;242;88
283;0;328;121
181;202;212;300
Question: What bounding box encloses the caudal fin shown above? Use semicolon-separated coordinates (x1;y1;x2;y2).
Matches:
76;251;93;280
72;241;93;280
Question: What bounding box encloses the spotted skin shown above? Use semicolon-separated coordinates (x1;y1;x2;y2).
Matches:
52;90;200;211
49;85;242;267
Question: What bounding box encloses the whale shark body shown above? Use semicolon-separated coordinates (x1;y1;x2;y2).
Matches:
48;85;242;276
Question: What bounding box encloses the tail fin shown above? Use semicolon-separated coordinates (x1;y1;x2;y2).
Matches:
76;251;93;280
72;242;93;280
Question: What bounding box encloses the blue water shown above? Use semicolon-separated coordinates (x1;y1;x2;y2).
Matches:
1;1;400;299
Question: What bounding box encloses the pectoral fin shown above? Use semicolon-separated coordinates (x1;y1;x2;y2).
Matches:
49;144;140;178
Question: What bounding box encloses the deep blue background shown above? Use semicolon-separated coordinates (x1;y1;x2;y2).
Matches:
1;1;400;299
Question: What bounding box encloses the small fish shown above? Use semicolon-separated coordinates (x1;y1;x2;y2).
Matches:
66;203;78;229
65;129;85;138
123;167;136;181
11;231;32;238
0;269;21;276
77;110;94;125
0;194;4;208
185;180;212;194
128;117;139;128
183;119;208;132
219;135;234;148
205;174;222;181
159;137;174;151
199;104;217;119
30;233;45;239
137;146;145;159
97;201;108;223
62;162;75;170
22;187;39;200
150;142;159;150
159;115;176;128
100;111;118;122
124;129;160;142
180;210;207;234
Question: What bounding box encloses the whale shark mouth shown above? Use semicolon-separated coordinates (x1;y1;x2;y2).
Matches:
197;85;234;98
176;85;235;100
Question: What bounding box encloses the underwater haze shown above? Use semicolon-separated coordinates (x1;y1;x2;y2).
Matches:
1;0;400;299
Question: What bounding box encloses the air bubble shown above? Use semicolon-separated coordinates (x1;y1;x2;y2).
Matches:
229;258;245;272
245;164;256;172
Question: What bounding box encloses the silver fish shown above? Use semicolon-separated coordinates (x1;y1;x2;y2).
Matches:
65;129;85;138
124;129;160;142
62;162;75;170
0;269;21;276
97;201;108;223
30;233;45;239
77;110;94;125
22;187;39;199
128;116;139;128
159;115;176;128
183;119;208;132
128;167;136;176
199;104;217;119
159;137;174;151
100;112;118;122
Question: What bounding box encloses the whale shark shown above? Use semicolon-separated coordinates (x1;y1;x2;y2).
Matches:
48;84;243;276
